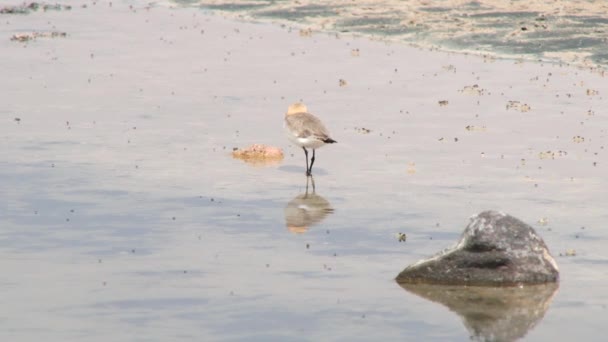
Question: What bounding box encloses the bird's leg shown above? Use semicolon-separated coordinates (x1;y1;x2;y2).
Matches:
308;149;316;175
302;147;310;176
304;175;315;196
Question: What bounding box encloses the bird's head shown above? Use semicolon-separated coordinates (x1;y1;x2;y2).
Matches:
286;102;308;115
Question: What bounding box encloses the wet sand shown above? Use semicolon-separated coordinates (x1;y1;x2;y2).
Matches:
190;0;608;68
1;1;607;341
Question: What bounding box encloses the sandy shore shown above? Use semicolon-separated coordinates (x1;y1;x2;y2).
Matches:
1;1;607;340
190;0;608;69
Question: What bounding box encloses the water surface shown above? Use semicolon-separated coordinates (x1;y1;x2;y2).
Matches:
1;1;607;341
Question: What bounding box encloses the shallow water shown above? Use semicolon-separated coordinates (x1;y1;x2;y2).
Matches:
1;1;608;341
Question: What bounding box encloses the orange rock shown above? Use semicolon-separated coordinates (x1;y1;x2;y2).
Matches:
232;144;284;165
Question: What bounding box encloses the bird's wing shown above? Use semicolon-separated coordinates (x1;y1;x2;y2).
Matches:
285;112;331;140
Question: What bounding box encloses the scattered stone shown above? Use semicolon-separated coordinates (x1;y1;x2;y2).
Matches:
538;150;567;159
586;89;599;96
354;127;371;134
537;217;548;225
465;125;487;132
438;100;449;106
11;31;67;42
396;210;559;286
299;28;312;37
460;84;485;95
442;64;456;72
1;2;71;14
572;135;585;143
506;101;531;112
561;249;576;257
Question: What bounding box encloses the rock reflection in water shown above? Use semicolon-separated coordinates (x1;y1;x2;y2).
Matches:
284;176;334;234
398;282;559;341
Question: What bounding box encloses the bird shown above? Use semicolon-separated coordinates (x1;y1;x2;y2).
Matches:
284;103;337;176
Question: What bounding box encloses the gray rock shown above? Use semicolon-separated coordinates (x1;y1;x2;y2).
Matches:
396;210;559;286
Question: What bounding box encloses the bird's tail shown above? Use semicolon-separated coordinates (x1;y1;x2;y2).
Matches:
323;138;337;144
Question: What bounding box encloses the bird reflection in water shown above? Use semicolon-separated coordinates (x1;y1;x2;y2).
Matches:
284;176;334;234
